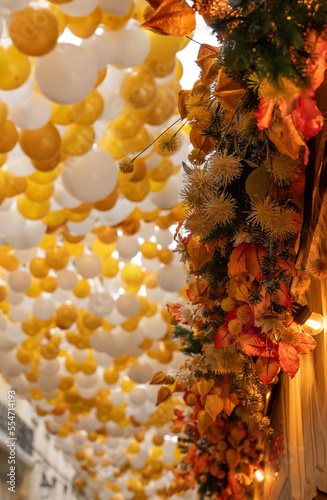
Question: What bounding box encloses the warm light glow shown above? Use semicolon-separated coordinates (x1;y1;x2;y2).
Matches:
305;319;322;331
254;470;265;482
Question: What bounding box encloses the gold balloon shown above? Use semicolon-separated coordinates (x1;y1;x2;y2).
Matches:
0;46;30;90
45;245;70;270
9;7;59;57
0;120;18;153
76;90;104;126
20;123;61;161
66;8;101;38
61;124;95;156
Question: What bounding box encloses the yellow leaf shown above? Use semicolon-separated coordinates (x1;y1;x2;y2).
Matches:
205;394;224;421
225;449;241;470
141;0;196;37
197;410;213;438
156;386;172;406
150;371;167;385
197;379;215;400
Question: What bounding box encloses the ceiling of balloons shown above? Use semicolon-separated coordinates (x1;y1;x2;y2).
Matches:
0;0;194;498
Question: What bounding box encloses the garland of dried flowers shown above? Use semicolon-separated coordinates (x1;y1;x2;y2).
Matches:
140;1;327;497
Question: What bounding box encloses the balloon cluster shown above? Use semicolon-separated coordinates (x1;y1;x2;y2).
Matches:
0;0;191;497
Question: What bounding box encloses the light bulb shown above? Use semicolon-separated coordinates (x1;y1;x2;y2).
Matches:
254;469;265;482
302;312;324;336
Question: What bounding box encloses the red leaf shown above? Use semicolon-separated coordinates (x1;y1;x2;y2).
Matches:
237;331;272;357
214;324;233;348
228;243;248;281
255;356;280;386
278;342;300;378
293;332;316;354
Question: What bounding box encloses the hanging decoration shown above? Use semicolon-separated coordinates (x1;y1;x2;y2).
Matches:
142;0;327;498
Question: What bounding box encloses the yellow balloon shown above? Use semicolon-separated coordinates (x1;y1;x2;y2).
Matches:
25;278;42;298
41;341;59;359
140;87;176;126
17;195;50;220
65;356;81;374
120;69;157;109
103;367;119;385
101;2;134;30
0;171;26;198
76;90;104;126
130;127;152;154
45;245;70;270
81;357;97;375
120;178;149;202
110;107;142;140
73;279;91;298
40;275;57;293
59;375;75;391
43;209;67;228
61;124;95;156
101;256;119;278
0;120;18;153
29;165;61;183
51;101;85;125
121;263;143;287
0;45;30;90
158;248;173;264
56;303;77;329
98;131;130;160
17;347;34;364
25;180;54;202
39;234;57;249
20;122;61;161
66;8;101;38
0;102;8;128
140;241;157;259
9;7;59;57
147;157;173;182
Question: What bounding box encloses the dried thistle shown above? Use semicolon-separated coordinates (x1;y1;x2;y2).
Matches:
157;131;179;154
118;157;134;174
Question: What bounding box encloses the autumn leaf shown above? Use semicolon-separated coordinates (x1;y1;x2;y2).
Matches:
293;332;316;354
150;371;167;384
189;124;215;154
214;324;233;348
196;44;220;69
187;236;215;269
237;330;273;357
141;0;196;37
223;397;236;416
228;243;266;282
229;423;246;444
156;386;172;405
197;409;213;438
197;379;215;400
205;394;224;421
146;0;163;7
178;89;191;118
255;356;280;385
214;71;246;113
278;342;300;378
225;449;241;470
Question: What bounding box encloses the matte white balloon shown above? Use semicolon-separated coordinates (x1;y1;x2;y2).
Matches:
129;387;147;406
150;178;180;209
115;235;139;260
0;0;29;9
57;0;100;16
116;293;141;317
157;264;185;292
141;315;167;340
8;269;31;293
33;296;56;321
7;290;24;306
9;93;52;130
9;304;30;322
81;33;114;71
89;290;114;317
105;25;150;69
62;149;118;203
35;44;98;105
7;220;46;249
75;254;102;279
99;0;131;16
128;362;154;384
56;269;78;290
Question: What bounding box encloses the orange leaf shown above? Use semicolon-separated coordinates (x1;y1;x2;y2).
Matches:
225;449;241;470
150;371;167;384
197;409;213;438
223;397;236;416
205;394;224;421
197;379;215;400
146;0;163;7
214;325;233;348
156;386;172;405
255;356;280;386
141;0;196;37
293;332;316;354
189;124;215;153
187;236;215;269
214;71;246;113
178;89;191;119
278;342;300;378
196;44;220;69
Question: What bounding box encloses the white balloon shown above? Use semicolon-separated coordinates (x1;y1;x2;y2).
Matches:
57;0;100;16
35;44;98;105
99;88;124;122
7;220;46;249
97;197;134;226
129;387;147;406
75;253;102;279
116;293;141;317
0;210;26;236
39;358;60;376
72;348;89;363
141;315;167;340
8;269;31;293
105;308;126;326
90;329;111;353
81;33;114;71
146;286;166;302
93;350;113;368
157;264;185;292
0;0;29;9
0;349;23;378
33;296;56;320
129;454;147;469
105;25;150;69
0;75;33;104
155;229;173;247
106;333;128;357
38;373;61;391
126;328;145;346
61;149;118;203
115;235;139;260
125;344;143;357
146;385;159;404
0;331;17;352
6;154;36;178
9;93;52;130
89;290;114;317
144;152;162;170
110;390;126;406
128;362;154;384
9;304;30;322
56;269;78;290
76;371;98;388
7;290;24;306
10;374;30;394
150;178;180;209
6;322;26;342
99;0;131;16
54;183;81;209
67;215;97;235
14;248;36;263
